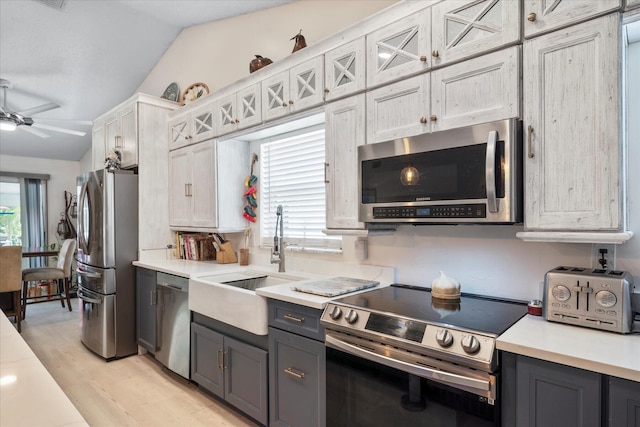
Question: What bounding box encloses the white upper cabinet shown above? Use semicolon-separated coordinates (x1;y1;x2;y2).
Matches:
430;46;520;132
325;95;366;231
366;8;431;88
324;38;366;101
105;103;137;168
262;56;324;121
523;0;621;38
91;123;105;171
168;102;215;151
521;14;622;233
169;139;249;232
366;73;430;143
216;83;261;136
431;0;521;66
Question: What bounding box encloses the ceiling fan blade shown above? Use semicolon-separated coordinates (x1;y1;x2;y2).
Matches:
20;125;50;138
31;122;86;137
34;118;93;126
17;102;60;117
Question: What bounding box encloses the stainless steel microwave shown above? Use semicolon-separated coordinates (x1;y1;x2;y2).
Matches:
358;119;522;224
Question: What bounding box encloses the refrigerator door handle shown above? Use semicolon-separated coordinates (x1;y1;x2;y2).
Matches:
78;288;102;304
76;268;102;279
77;181;90;254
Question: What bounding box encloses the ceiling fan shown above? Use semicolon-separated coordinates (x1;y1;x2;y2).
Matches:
0;78;92;138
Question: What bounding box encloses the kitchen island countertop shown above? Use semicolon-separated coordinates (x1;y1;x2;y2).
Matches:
0;313;89;427
497;314;640;382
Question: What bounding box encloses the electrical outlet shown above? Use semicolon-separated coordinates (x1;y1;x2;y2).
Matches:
591;243;616;269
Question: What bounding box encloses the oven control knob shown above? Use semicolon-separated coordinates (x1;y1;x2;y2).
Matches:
435;329;454;348
329;306;343;320
461;335;480;354
345;310;359;324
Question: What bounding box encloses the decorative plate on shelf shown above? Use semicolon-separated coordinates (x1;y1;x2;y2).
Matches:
161;82;180;102
182;82;209;104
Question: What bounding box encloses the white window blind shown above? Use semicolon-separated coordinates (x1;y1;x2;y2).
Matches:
260;126;341;251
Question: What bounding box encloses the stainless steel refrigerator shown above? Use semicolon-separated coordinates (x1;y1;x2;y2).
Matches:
76;169;138;360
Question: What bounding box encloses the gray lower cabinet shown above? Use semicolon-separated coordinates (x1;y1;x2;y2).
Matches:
503;352;640;427
135;267;156;353
609;376;640;427
268;300;325;427
191;321;268;425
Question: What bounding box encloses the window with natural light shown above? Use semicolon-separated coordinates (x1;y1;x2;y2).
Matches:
259;125;341;252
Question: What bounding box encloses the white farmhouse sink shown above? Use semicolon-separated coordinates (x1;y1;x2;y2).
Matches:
189;270;305;335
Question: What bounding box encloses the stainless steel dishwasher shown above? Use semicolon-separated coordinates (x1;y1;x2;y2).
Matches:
155;272;190;379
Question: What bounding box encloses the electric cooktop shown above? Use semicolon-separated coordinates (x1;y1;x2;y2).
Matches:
331;283;528;336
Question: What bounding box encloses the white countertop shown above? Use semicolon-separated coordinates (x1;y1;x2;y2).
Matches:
497;315;640;382
0;313;88;427
255;281;389;310
133;258;240;278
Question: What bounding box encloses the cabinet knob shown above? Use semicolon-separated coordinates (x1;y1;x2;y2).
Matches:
419;55;427;62
432;49;439;58
282;102;288;107
527;12;536;22
430;115;438;122
288;100;294;105
420;117;427;124
324;88;330;93
235;119;240;124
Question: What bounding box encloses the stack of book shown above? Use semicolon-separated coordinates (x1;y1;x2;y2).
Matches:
175;233;217;261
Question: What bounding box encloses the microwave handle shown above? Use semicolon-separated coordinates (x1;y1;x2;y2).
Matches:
485;130;498;213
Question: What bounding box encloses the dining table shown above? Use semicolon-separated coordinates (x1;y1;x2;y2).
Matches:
21;247;59;258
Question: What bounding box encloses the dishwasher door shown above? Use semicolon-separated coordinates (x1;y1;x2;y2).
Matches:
155;273;190;379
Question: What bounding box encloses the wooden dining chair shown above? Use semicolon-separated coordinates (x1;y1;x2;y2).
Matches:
21;238;76;319
0;246;24;332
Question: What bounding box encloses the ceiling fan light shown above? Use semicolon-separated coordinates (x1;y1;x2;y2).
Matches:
0;118;17;131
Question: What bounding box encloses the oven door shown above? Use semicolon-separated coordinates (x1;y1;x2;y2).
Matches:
326;332;499;427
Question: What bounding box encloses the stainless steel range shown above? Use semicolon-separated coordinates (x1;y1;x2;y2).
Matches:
321;284;528;427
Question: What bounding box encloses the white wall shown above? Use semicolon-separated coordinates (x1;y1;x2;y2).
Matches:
134;1;638;301
0;154;80;249
137;0;397;97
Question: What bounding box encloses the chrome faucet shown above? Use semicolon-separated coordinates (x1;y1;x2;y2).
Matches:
270;205;285;272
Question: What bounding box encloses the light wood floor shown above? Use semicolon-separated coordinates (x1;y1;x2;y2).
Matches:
17;299;258;427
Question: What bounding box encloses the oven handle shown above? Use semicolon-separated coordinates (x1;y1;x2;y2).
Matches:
325;334;491;392
485;130;498;213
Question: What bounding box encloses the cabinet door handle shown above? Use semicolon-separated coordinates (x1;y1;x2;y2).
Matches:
324;162;330;184
184;184;188;196
419;55;427;62
430;115;438;122
284;367;305;379
527;125;535;159
283;314;304;323
150;290;156;306
218;349;226;370
115;135;122;148
432;49;439;58
527;12;536;22
420;117;427;124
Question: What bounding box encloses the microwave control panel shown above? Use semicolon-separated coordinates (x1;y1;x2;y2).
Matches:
373;204;486;219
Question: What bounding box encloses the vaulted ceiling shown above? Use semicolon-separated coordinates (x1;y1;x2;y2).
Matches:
0;0;292;162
